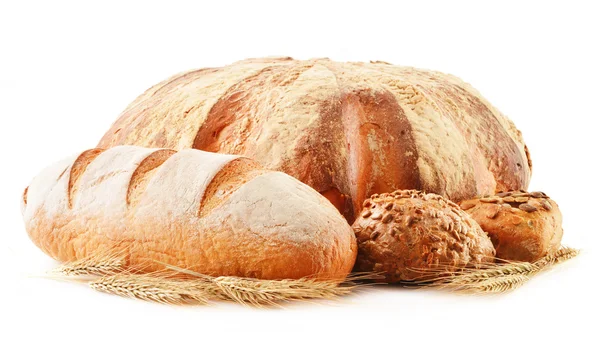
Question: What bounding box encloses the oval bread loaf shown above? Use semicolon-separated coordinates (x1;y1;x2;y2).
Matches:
22;146;357;280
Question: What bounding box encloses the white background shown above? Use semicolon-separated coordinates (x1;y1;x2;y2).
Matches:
1;1;598;355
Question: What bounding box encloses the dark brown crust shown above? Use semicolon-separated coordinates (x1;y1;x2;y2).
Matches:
127;149;176;206
67;148;105;208
22;187;28;206
352;190;495;282
460;191;562;262
524;144;533;172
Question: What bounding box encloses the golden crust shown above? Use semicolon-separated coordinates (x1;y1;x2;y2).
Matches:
352;190;495;282
460;191;562;262
98;58;531;223
22;146;357;281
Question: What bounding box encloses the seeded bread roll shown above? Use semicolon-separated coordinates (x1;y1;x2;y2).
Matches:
98;57;532;223
459;191;562;262
22;146;357;280
352;190;495;282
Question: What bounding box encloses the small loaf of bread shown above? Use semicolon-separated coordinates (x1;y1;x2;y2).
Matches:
352;190;495;282
459;191;562;262
22;146;357;280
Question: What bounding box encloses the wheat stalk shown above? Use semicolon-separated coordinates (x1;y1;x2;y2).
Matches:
89;274;211;305
52;253;125;276
53;246;579;302
87;272;361;306
428;246;579;293
469;274;530;294
211;276;356;306
51;253;367;306
535;246;580;267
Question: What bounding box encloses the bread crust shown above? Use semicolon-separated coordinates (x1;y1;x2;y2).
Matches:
22;146;357;280
459;191;562;262
98;57;531;222
352;190;495;282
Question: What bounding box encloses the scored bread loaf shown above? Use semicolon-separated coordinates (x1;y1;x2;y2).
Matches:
98;57;532;222
22;146;357;280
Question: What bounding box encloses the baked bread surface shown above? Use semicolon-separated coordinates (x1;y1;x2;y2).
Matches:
22;146;357;280
352;190;495;282
460;191;562;262
98;57;532;222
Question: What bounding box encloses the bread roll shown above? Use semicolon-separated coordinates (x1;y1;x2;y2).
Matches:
352;190;495;282
98;57;532;222
22;146;357;280
459;191;562;262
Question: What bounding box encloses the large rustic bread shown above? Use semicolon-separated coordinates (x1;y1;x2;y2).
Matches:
98;57;532;222
352;190;495;282
459;191;562;262
21;146;357;280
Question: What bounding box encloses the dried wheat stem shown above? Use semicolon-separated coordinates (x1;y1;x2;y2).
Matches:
86;272;362;306
59;246;579;302
53;254;367;306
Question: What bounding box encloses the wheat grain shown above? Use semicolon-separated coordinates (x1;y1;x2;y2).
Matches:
52;254;369;306
86;271;364;306
89;274;211;305
211;276;355;307
428;245;579;293
534;246;580;267
57;246;579;302
468;274;530;294
54;254;125;276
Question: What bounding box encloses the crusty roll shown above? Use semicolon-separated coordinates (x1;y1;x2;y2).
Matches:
459;191;562;262
22;146;357;280
98;57;532;222
352;190;495;282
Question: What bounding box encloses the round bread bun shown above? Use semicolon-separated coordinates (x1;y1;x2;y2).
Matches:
459;191;562;262
352;190;495;282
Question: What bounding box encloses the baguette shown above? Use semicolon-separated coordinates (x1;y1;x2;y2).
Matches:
22;146;357;280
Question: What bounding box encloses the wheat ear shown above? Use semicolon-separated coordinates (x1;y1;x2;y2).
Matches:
428;246;579;293
88;272;362;306
210;276;356;307
52;253;125;276
89;274;212;305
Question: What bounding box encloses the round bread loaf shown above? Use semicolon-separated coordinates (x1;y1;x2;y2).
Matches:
459;191;562;262
98;57;532;222
22;146;357;280
352;190;495;282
